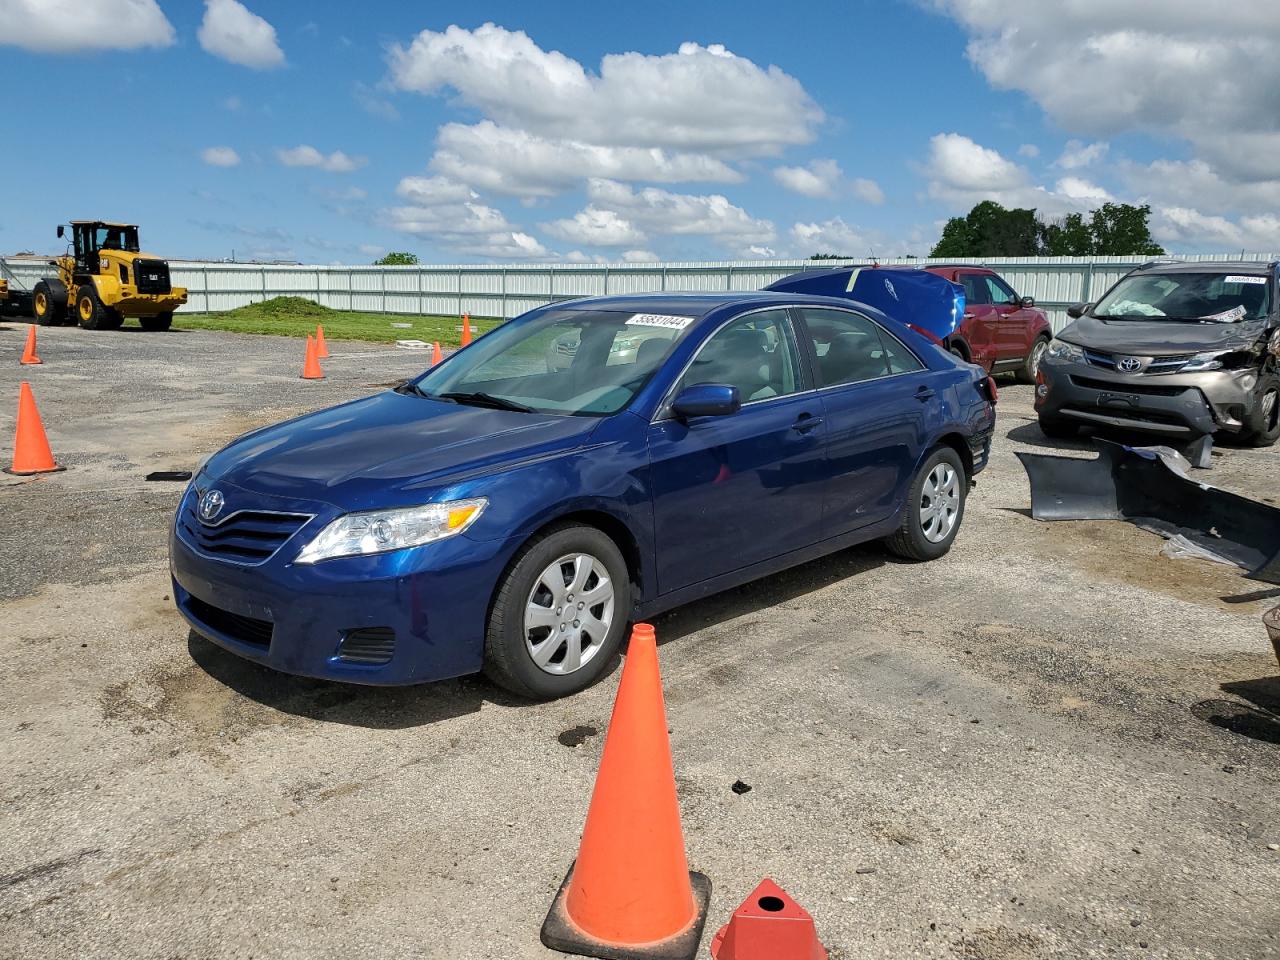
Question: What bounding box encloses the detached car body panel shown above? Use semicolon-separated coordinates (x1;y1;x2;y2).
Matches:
171;292;995;686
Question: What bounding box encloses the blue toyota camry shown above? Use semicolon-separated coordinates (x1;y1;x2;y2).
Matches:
171;292;996;698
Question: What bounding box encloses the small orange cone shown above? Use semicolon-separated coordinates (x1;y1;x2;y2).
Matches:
541;623;711;959
710;879;828;960
461;313;472;347
302;335;324;380
6;382;62;475
315;324;329;358
19;326;41;365
431;341;444;365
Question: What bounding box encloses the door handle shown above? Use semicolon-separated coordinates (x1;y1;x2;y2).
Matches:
791;414;824;434
914;386;936;402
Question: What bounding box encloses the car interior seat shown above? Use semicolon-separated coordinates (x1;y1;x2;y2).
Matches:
820;332;888;385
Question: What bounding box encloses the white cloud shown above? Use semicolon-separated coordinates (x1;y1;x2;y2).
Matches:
543;207;646;247
1154;207;1280;252
1017;143;1040;159
1056;140;1109;169
1121;157;1280;214
388;24;821;155
199;0;284;69
276;145;367;173
0;0;174;52
582;179;775;251
200;146;241;167
622;249;659;263
852;178;885;205
381;176;552;260
747;246;777;258
1053;176;1114;205
773;159;842;198
430;121;742;199
791;218;872;256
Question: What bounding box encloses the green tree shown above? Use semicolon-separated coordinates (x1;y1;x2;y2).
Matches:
374;251;419;265
808;253;854;260
1040;213;1094;256
930;201;1040;257
1087;203;1165;256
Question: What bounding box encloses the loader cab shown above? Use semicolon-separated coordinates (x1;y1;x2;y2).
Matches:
59;221;140;275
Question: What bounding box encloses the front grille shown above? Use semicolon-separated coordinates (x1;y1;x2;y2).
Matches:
133;258;171;294
187;595;272;648
179;497;310;565
1083;348;1194;375
338;627;396;665
1070;375;1188;397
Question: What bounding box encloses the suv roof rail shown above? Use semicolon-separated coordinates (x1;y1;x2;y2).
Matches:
1136;257;1184;270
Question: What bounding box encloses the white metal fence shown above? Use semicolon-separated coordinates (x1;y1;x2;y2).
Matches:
3;253;1274;333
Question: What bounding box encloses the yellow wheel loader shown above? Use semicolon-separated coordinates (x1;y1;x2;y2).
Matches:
31;221;187;331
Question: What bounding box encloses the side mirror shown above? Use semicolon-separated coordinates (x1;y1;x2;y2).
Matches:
56;225;64;239
1020;295;1035;307
671;383;741;420
1066;302;1091;319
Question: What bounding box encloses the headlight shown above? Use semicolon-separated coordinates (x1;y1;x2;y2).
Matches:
1181;351;1226;372
1046;339;1084;362
295;498;488;564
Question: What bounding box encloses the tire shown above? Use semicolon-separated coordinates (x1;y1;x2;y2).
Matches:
75;284;119;330
483;524;632;699
1038;415;1080;439
140;312;173;332
1242;372;1280;448
884;446;967;562
948;343;967;361
32;280;65;326
1018;336;1050;384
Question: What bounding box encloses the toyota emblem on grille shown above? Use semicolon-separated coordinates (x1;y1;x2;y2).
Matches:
1116;356;1143;373
199;489;225;522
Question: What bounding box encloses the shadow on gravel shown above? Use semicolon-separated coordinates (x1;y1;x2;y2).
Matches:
1192;678;1280;746
188;631;523;729
652;543;888;645
1005;421;1097;451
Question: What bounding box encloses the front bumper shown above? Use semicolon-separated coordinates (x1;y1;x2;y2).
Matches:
1036;358;1258;437
169;481;517;685
115;287;188;318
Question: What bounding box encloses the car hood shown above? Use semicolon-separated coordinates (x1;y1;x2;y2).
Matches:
1060;314;1267;355
204;390;600;507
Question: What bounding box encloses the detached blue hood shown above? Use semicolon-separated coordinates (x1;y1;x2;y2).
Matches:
204;390;599;508
766;266;964;341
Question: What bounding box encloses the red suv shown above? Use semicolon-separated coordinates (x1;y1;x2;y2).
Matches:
922;265;1052;382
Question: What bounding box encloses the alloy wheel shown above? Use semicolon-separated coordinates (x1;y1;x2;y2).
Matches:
920;462;960;543
524;552;615;675
1028;339;1047;379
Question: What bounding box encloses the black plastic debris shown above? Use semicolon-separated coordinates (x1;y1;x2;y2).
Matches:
145;471;192;482
1017;439;1280;584
731;779;752;795
556;724;598;748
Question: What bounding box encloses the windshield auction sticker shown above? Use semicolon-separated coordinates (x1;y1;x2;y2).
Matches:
626;314;694;329
1224;275;1267;285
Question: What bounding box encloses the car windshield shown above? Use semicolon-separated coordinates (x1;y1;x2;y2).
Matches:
405;308;696;416
1093;272;1272;323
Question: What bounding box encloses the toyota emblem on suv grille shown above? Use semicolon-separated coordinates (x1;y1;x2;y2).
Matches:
199;489;225;522
1116;356;1143;373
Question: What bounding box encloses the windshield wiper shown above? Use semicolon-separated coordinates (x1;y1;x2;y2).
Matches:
439;391;534;413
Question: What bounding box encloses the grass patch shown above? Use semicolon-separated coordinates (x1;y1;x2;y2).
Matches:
174;296;501;345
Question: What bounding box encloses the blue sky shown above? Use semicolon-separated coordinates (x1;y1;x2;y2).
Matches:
0;0;1276;263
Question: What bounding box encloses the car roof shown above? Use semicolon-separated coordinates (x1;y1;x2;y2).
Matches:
69;220;137;228
552;291;857;317
1134;259;1276;275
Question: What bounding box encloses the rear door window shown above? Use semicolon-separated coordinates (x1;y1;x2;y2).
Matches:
798;308;921;386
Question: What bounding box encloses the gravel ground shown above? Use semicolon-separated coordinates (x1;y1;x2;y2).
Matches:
1;321;1278;960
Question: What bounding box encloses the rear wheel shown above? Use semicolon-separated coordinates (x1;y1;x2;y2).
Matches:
484;524;631;699
885;446;967;561
1243;373;1280;448
948;342;967;361
76;285;120;330
140;312;173;332
1018;336;1050;384
32;280;64;326
1038;415;1080;439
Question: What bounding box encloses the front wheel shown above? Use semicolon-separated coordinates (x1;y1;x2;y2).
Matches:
76;285;120;330
1243;373;1280;447
483;524;631;699
1018;336;1050;384
140;312;173;332
884;447;967;561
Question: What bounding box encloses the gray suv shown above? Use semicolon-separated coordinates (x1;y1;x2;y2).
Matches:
1036;260;1280;447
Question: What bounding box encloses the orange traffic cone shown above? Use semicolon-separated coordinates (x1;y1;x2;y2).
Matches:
302;335;324;380
460;313;472;347
710;879;828;960
6;382;62;475
541;623;711;959
315;324;329;358
431;341;443;365
19;326;41;365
